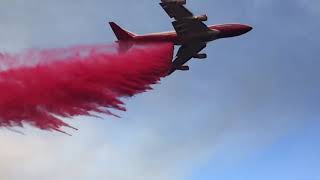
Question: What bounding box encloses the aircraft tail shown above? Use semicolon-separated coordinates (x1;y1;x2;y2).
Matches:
109;22;136;41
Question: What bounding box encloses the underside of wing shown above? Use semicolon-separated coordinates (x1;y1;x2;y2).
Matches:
160;0;192;20
169;43;206;74
160;0;209;75
160;0;210;38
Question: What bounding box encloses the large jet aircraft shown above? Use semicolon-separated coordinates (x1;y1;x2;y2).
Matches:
109;0;252;75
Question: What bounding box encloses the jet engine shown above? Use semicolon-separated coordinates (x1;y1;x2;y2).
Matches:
193;53;207;59
183;14;208;21
195;15;208;21
177;65;190;71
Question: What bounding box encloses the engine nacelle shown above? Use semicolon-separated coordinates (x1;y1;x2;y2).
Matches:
193;53;207;59
194;15;208;21
177;65;190;71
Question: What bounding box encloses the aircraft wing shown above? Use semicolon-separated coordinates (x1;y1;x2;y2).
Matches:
160;0;192;20
169;43;206;75
160;0;210;75
160;0;210;37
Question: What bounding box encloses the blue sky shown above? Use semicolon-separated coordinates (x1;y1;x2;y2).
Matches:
189;120;320;180
0;0;319;180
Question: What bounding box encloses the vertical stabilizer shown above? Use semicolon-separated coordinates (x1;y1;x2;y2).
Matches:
109;22;136;41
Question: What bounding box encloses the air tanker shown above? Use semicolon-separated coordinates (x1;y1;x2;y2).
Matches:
109;0;252;74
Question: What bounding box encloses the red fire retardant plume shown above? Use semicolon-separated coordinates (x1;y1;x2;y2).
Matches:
0;43;173;133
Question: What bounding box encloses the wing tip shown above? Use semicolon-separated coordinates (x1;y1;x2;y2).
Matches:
161;0;186;5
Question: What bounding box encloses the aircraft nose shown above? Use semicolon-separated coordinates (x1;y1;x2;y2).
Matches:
240;24;253;34
244;25;253;33
214;24;253;38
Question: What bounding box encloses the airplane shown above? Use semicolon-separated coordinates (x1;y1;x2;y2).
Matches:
109;0;252;75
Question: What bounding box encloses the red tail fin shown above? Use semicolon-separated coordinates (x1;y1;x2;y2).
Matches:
109;22;136;41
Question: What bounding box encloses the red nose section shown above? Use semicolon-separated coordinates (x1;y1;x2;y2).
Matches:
211;24;253;38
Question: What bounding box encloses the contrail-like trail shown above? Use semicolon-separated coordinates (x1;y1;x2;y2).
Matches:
0;42;173;133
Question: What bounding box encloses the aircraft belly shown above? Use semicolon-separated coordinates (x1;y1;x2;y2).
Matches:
179;32;217;44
